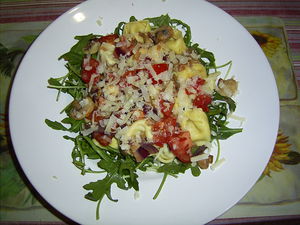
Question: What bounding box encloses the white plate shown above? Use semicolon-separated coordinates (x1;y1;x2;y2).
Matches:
9;0;279;224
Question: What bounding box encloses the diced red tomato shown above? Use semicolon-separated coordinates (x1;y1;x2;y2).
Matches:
92;130;113;146
168;131;193;163
185;77;206;95
152;63;168;74
193;94;212;112
159;99;174;117
97;34;119;45
149;63;169;85
153;116;193;162
119;69;145;87
152;116;177;147
81;58;100;83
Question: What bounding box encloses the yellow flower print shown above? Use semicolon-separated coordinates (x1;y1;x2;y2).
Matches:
263;130;291;176
251;31;281;57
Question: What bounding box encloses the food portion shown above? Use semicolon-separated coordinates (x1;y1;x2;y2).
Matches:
76;19;218;164
46;15;242;219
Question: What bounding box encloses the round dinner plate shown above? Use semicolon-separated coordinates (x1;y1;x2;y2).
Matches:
9;0;279;224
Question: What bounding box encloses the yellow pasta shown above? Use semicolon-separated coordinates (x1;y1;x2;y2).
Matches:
179;108;211;143
165;29;187;54
176;62;207;81
123;20;151;42
125;119;153;140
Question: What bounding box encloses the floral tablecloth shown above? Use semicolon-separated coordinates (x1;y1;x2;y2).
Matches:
0;0;300;224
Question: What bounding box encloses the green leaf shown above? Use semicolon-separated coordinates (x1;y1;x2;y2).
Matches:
213;91;236;112
190;43;216;71
207;91;242;140
83;157;137;219
170;18;192;46
191;166;201;177
129;16;138;22
145;14;171;27
59;34;96;65
157;161;190;175
153;172;168;200
0;43;24;77
114;21;126;35
45;119;69;131
217;127;243;140
119;156;139;191
45;118;83;133
61;117;83;133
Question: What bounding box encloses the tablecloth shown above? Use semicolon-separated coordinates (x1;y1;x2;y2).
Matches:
0;0;300;224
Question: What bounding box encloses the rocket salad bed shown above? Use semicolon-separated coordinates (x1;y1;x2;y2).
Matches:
45;14;242;219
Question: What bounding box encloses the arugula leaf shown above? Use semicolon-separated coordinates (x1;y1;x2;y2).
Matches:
191;166;201;177
213;91;236;112
157;161;191;175
84;157;139;220
129;16;138;22
47;62;86;101
190;43;216;71
61;117;84;133
207;91;242;140
83;172;126;220
170;18;192;46
114;21;126;35
45;119;69;131
118;155;139;191
59;34;96;65
45;117;83;133
144;14;171;28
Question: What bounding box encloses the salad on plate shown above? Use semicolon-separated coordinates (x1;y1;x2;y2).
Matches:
46;14;243;219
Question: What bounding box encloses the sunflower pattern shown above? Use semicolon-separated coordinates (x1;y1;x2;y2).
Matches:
263;131;291;176
251;31;282;58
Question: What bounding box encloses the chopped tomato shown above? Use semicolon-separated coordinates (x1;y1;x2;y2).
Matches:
81;58;100;83
92;130;113;146
97;34;118;45
149;63;168;85
193;94;212;112
185;77;206;95
159;99;174;117
152;63;168;74
119;69;145;87
152;116;177;147
168;131;193;163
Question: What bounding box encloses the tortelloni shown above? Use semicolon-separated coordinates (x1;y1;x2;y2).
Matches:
155;144;175;163
165;29;187;54
124;119;153;141
93;137;119;149
123;20;151;43
175;61;207;81
178;108;211;144
99;42;117;65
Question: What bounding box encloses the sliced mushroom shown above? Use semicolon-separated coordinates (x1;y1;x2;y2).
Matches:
153;26;174;44
70;97;95;120
197;155;213;169
217;78;238;98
